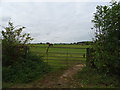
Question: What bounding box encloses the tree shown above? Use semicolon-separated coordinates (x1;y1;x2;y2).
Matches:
91;1;120;74
2;21;33;66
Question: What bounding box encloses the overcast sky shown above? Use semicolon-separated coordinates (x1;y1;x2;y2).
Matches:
0;1;110;43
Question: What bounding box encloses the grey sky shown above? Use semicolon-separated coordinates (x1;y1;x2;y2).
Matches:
0;2;109;43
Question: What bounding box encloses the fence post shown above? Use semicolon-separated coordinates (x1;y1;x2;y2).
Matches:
86;48;96;68
66;48;68;67
86;48;90;67
46;52;48;64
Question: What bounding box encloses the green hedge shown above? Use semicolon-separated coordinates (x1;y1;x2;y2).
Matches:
3;53;51;83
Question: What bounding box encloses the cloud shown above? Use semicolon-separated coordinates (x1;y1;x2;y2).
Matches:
1;16;10;22
1;0;112;2
0;2;109;43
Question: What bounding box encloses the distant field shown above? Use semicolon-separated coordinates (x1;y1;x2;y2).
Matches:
29;44;90;70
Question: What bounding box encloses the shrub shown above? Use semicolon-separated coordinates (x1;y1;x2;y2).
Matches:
76;67;119;88
91;1;120;75
2;21;33;66
3;52;51;83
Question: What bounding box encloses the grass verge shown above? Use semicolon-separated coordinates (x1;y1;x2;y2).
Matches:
75;66;120;88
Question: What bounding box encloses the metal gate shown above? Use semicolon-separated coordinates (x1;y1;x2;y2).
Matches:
29;45;87;69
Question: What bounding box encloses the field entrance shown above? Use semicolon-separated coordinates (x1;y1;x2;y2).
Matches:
29;44;88;69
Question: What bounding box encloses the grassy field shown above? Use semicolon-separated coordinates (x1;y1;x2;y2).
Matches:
29;44;90;70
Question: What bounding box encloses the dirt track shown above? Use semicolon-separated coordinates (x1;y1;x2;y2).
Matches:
12;64;85;88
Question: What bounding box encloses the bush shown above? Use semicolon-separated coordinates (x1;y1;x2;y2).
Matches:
76;67;120;88
3;53;51;83
91;1;120;75
2;21;33;66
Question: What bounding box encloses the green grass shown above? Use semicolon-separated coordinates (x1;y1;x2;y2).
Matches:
75;66;120;88
29;44;90;70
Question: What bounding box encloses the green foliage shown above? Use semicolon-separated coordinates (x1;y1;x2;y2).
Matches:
2;21;51;85
1;21;33;66
91;1;120;74
76;67;119;88
2;21;33;45
3;53;51;83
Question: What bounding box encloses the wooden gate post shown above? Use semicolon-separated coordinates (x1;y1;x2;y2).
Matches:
86;48;96;68
66;48;68;66
86;48;90;67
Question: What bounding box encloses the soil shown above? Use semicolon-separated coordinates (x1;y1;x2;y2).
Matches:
11;64;85;88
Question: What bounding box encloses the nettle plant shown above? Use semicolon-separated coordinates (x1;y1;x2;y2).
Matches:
91;1;120;74
2;21;33;66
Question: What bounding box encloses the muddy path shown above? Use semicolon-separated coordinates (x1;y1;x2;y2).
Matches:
12;64;85;88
